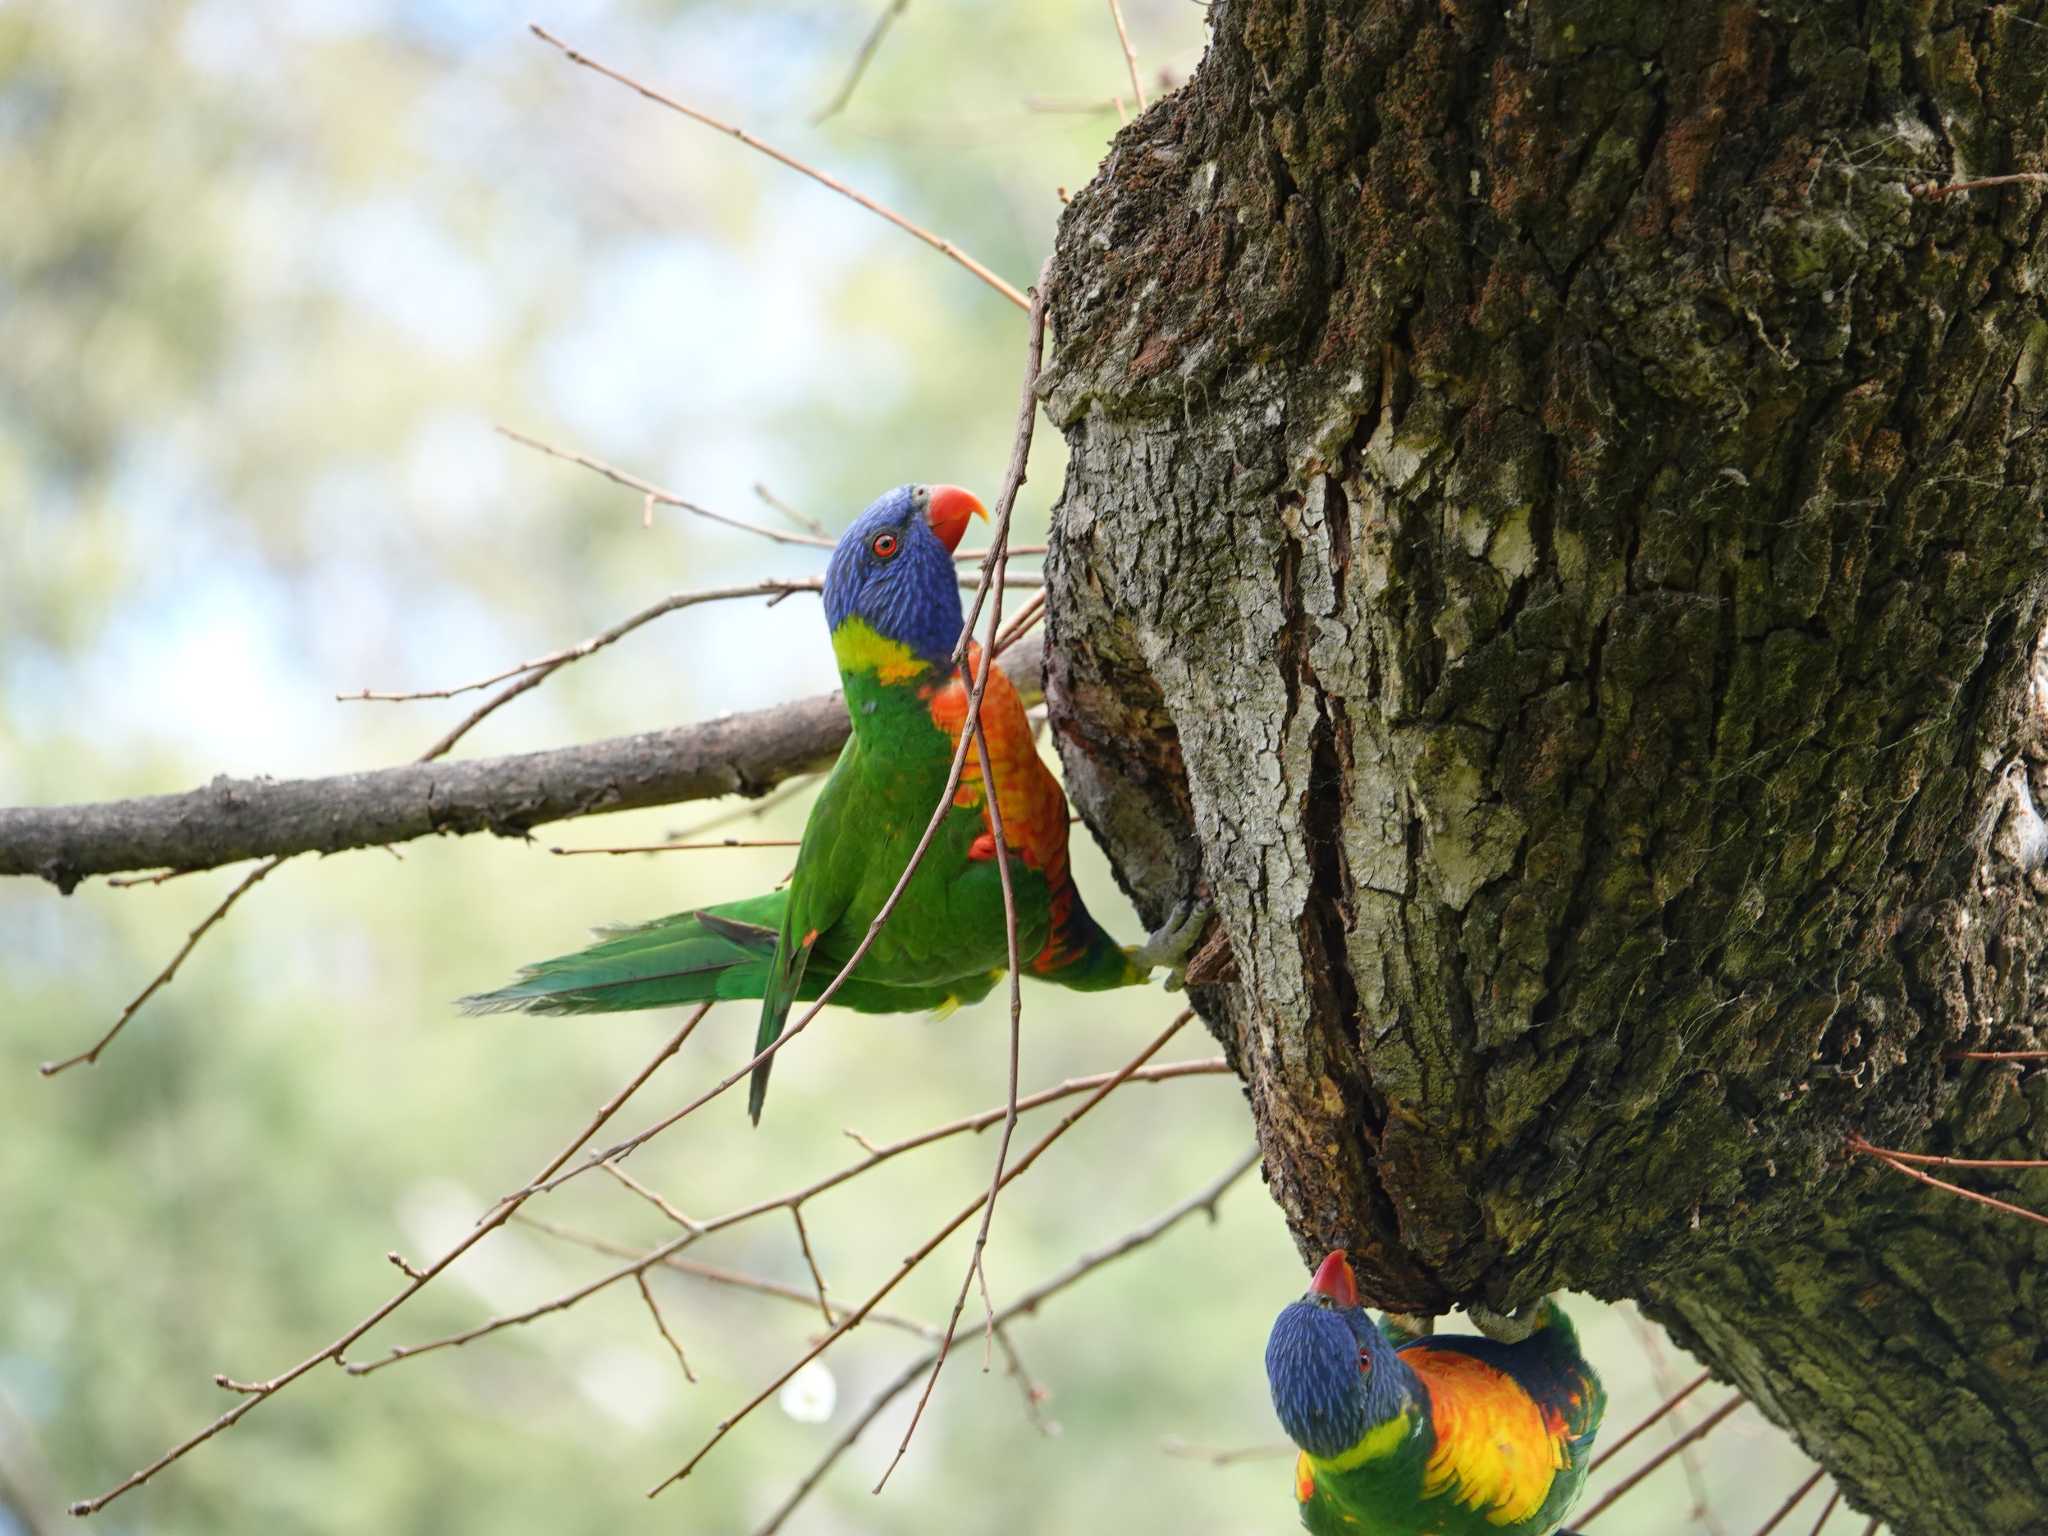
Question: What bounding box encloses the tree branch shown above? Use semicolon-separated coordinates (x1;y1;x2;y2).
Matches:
0;636;1043;892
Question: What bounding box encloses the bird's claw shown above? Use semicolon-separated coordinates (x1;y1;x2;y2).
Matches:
1467;1300;1545;1344
1131;897;1214;991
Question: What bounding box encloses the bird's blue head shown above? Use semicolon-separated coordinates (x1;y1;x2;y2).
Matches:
823;484;985;674
1266;1251;1418;1461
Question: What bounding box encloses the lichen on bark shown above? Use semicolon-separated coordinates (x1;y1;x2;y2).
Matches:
1042;3;2048;1532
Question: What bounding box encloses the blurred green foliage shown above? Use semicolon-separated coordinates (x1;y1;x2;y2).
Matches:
1;3;1832;1532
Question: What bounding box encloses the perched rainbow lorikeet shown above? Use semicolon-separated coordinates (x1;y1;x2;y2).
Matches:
465;483;1206;1120
1266;1251;1605;1536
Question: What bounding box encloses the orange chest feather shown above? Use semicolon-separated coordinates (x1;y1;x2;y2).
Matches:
1408;1347;1566;1526
925;645;1072;884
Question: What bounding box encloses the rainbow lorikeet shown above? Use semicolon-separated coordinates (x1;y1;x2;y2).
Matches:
465;483;1207;1121
1266;1251;1606;1536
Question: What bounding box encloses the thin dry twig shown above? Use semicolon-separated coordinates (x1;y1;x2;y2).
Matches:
752;482;831;539
1159;1437;1295;1466
789;1206;834;1326
1621;1312;1720;1531
1913;171;2048;198
530;25;1027;309
514;1215;940;1341
343;577;821;709
813;0;912;123
1850;1144;2048;1169
1950;1049;2048;1059
1752;1470;1828;1536
65;1005;711;1515
1576;1395;1745;1526
1850;1139;2048;1229
374;1051;1229;1376
749;1143;1260;1535
105;866;205;889
40;856;286;1077
1805;1486;1844;1535
635;1272;697;1383
1105;0;1147;112
993;591;1048;657
497;426;834;549
1588;1367;1714;1473
649;1008;1198;1499
600;1163;704;1233
549;838;801;857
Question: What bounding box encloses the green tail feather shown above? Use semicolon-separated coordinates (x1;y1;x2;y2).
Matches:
748;925;816;1125
461;894;786;1016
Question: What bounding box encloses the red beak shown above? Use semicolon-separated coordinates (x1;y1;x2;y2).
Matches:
1309;1250;1359;1308
926;484;988;553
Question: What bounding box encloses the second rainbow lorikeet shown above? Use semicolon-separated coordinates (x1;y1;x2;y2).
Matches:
465;483;1207;1121
1266;1251;1606;1536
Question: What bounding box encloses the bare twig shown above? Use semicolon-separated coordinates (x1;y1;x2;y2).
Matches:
993;591;1047;657
953;257;1051;671
789;1207;834;1326
525;1051;1227;1208
549;838;801;856
649;1008;1197;1498
1622;1311;1721;1530
1913;172;2048;198
1588;1367;1714;1472
514;1216;940;1341
873;631;1024;1491
635;1272;697;1383
497;427;834;549
1159;1437;1294;1466
1752;1470;1827;1536
600;1163;704;1233
1576;1395;1745;1526
1850;1139;2048;1229
1105;0;1147;112
39;856;286;1076
1850;1142;2048;1169
813;0;912;123
1023;93;1132;116
66;1005;710;1515
530;25;1027;310
1806;1487;1844;1535
344;577;822;709
1949;1049;2048;1060
383;1052;1227;1374
752;482;831;539
750;1143;1260;1535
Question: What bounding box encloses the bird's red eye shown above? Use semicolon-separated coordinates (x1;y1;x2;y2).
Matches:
1358;1350;1372;1373
872;532;900;559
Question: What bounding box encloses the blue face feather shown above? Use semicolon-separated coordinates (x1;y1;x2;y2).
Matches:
1266;1294;1418;1460
823;485;965;669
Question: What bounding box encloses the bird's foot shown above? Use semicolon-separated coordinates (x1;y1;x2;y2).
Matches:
1130;898;1214;991
1468;1300;1546;1344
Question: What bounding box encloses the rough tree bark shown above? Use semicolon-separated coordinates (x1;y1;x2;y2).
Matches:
1043;4;2048;1533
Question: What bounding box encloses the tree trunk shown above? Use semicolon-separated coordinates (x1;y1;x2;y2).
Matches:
1043;4;2048;1533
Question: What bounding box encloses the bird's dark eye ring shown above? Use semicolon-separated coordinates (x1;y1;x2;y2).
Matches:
872;532;900;559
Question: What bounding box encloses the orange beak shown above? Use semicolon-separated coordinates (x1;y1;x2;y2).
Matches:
926;484;988;553
1310;1250;1359;1308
